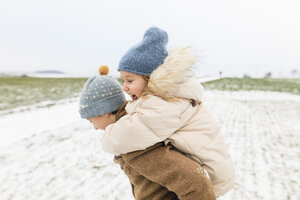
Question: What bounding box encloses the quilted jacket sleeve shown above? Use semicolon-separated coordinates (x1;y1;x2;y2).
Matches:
101;95;184;155
121;143;216;200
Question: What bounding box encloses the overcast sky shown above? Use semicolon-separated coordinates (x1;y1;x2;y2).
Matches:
0;0;299;77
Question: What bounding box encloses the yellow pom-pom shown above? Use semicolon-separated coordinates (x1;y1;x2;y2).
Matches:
99;65;109;75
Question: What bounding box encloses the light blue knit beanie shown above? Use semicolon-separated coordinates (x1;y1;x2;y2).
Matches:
79;75;125;119
118;27;168;76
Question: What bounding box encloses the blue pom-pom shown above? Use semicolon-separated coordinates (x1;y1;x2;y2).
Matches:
143;26;168;45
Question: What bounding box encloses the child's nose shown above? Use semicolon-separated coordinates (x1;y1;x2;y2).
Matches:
122;84;128;91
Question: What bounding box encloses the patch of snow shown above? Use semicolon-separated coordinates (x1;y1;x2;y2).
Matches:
0;100;81;148
0;91;299;199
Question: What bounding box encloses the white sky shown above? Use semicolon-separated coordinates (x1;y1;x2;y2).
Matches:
0;0;299;77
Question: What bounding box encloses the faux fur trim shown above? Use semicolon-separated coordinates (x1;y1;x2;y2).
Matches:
147;47;197;98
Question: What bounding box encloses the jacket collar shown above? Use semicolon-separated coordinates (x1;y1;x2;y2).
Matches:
147;47;203;101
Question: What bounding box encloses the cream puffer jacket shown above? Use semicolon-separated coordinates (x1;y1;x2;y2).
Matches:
102;47;235;197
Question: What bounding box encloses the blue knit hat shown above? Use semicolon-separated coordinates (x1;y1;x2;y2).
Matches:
118;27;168;76
79;75;125;119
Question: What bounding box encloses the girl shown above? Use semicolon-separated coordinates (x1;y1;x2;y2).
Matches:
79;68;216;200
101;27;235;197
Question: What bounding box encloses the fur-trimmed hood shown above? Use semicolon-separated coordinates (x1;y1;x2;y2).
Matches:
147;47;204;101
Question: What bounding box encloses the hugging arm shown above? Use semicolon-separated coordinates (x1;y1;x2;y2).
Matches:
102;96;182;155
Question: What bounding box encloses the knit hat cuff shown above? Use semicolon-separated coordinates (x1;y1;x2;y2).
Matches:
117;68;152;76
79;93;125;119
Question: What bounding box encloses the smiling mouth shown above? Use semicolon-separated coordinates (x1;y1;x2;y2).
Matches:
131;94;138;101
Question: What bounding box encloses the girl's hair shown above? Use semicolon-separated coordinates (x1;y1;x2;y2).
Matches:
142;75;150;83
114;101;128;121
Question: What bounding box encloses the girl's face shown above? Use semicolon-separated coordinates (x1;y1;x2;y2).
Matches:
120;71;147;101
88;114;115;130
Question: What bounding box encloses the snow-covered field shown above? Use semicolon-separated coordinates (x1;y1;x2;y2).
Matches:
0;91;299;200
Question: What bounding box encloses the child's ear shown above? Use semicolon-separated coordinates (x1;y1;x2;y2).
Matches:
105;113;114;119
106;113;116;121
